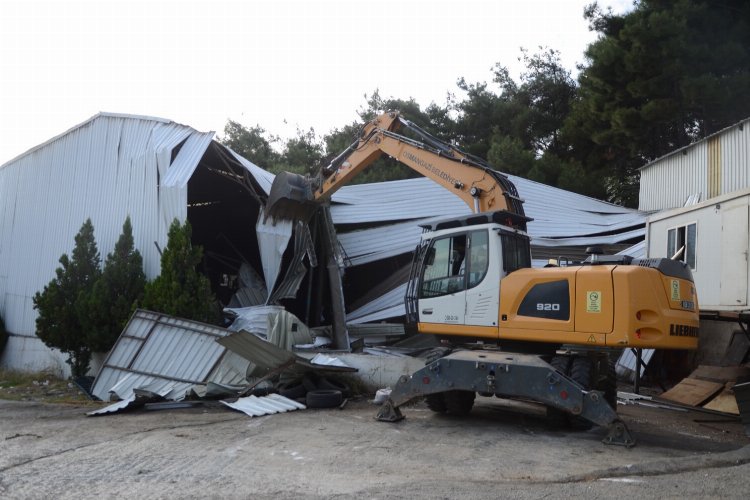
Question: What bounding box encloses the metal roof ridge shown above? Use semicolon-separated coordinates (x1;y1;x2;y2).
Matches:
1;112;215;170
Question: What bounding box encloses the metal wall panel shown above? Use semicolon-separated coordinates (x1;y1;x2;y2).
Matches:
0;113;217;372
639;119;750;211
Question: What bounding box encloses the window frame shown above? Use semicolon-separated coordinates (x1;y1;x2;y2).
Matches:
666;221;697;270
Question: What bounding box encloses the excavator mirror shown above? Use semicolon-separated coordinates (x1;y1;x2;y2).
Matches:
265;171;317;222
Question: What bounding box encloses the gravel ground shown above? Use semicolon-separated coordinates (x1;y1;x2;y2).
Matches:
2;394;749;499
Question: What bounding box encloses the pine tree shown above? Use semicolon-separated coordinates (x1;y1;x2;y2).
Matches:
33;219;101;377
84;216;146;353
141;219;220;324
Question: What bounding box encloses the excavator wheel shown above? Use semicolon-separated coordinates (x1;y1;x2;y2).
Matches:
425;393;447;413
594;352;618;409
444;390;475;416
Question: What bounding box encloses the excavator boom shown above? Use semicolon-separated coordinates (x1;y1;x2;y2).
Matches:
265;111;525;220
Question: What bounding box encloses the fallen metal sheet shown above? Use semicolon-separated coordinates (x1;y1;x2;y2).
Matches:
227;263;268;308
256;207;293;299
616;348;655;381
267;310;314;351
225;305;285;335
217;330;357;375
87;393;154;416
90;310;237;402
268;221;316;303
221;393;306;417
310;353;351;368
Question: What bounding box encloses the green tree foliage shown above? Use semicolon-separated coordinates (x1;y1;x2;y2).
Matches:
141;219;220;325
273;128;325;176
337;90;456;184
567;0;750;205
219;2;750;206
83;216;146;353
33;219;101;377
221;120;280;168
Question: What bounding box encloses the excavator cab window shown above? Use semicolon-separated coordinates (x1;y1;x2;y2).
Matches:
500;232;531;274
419;230;490;298
468;230;489;287
420;234;467;297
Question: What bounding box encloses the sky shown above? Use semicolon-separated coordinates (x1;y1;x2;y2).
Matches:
0;0;632;165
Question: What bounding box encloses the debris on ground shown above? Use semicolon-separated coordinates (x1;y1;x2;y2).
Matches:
658;364;750;414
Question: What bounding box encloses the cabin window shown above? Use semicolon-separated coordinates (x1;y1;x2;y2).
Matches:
420;233;468;298
667;222;697;270
500;232;531;274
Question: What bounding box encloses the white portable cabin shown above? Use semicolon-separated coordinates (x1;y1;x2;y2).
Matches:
646;188;750;312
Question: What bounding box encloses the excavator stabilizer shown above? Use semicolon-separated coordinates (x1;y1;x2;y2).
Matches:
265;171;317;221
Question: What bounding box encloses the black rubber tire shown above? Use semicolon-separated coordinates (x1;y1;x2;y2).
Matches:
444;390;475;416
598;353;618;410
568;356;594;430
278;381;307;400
316;376;352;398
425;393;447;413
305;389;343;408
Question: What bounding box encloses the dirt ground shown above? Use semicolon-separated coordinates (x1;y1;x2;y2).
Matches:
2;386;750;499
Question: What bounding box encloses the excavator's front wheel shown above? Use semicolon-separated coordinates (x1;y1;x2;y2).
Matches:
425;393;447;413
444;390;475;416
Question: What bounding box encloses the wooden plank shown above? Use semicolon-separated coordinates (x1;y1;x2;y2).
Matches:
702;390;740;414
660;378;724;407
690;365;750;384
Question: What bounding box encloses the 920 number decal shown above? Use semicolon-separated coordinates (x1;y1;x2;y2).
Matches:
444;314;459;322
536;303;560;311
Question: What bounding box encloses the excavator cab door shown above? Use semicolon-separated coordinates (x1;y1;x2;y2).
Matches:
417;232;468;325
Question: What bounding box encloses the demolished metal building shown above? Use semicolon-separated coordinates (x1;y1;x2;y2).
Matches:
0;112;646;375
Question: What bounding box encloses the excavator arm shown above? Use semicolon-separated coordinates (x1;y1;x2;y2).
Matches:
265;111;526;220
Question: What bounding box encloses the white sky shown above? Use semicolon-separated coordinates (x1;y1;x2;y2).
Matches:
0;0;632;165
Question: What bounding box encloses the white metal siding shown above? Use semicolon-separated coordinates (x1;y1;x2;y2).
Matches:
639;119;750;211
0;113;215;373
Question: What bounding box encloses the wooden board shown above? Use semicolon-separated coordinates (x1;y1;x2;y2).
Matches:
702;390;740;414
659;378;724;407
691;365;750;384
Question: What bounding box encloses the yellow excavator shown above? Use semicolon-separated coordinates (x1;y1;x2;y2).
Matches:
266;111;700;446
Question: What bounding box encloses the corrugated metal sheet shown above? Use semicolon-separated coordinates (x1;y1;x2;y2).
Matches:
221;393;306;417
0;113;216;348
90;310;232;401
639;117;750;211
162;131;216;188
335;183;646;267
347;283;407;323
217;330;356;373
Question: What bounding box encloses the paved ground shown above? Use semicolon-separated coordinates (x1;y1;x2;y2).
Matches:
1;395;749;499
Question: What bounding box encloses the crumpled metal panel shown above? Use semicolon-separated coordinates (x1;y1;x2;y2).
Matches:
256;207;293;299
347;283;408;324
224;305;285;336
90;310;234;402
217;330;357;374
161;131;216;188
228;263;268;308
268;221;316;303
221;393;306;417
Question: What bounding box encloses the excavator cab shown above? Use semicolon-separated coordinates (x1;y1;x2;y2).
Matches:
405;212;532;338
